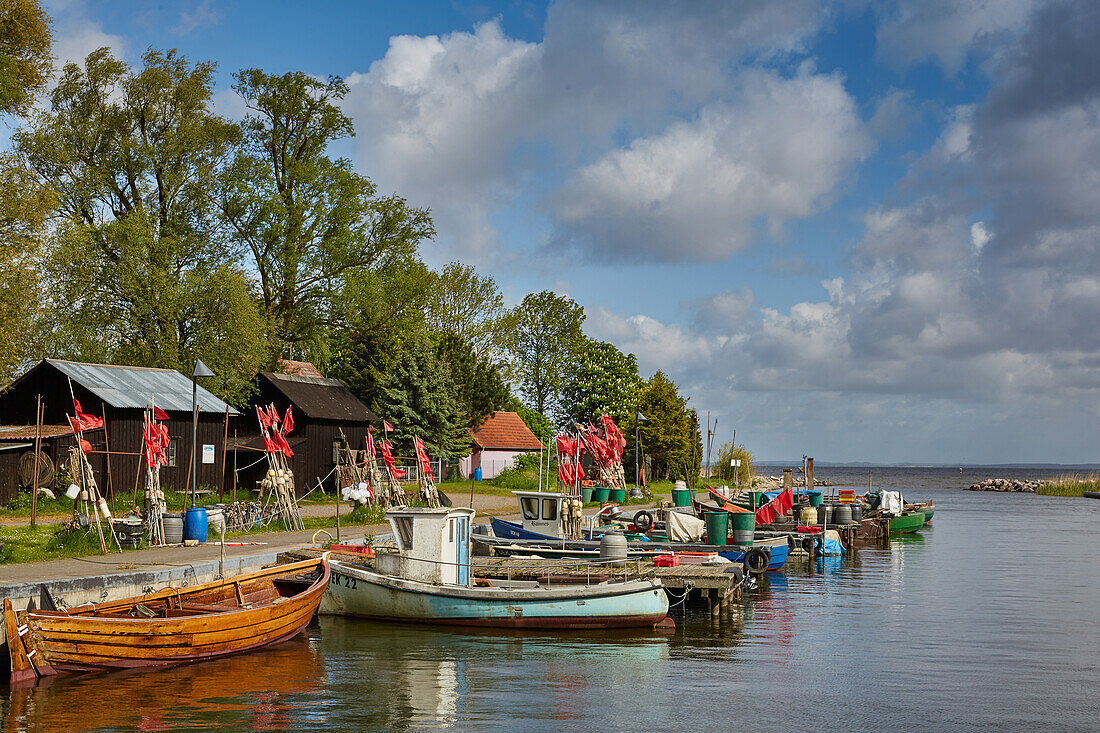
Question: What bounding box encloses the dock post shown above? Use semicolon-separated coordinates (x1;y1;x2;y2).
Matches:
720;593;730;621
806;458;814;491
783;468;793;492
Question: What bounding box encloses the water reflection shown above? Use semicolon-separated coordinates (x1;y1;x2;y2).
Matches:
3;636;323;732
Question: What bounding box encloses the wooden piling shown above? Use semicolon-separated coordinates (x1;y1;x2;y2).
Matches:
783;468;793;491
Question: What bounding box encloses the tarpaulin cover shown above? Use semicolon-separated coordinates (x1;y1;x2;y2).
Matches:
667;510;705;542
879;490;904;516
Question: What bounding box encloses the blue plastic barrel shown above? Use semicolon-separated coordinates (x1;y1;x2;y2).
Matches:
474;466;483;481
183;507;208;543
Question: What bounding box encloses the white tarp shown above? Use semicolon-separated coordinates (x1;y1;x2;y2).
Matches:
879;490;905;516
666;510;705;542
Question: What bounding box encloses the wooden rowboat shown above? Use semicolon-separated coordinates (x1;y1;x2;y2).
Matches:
5;555;329;686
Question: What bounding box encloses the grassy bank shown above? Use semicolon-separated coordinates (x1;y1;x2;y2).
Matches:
0;503;387;565
1036;475;1100;497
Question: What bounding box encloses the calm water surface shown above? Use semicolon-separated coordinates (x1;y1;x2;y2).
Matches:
4;467;1099;732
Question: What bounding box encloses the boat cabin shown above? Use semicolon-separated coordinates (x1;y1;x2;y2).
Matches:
512;491;566;539
379;507;475;586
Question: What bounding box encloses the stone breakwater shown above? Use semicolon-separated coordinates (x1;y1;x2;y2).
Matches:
968;478;1052;493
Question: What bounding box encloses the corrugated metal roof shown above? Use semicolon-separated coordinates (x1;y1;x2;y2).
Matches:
0;424;77;440
45;360;238;414
260;372;376;422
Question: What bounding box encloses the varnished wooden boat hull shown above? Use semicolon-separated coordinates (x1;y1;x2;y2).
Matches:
7;555;329;684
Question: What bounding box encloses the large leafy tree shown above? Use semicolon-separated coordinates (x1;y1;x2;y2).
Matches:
499;290;585;417
15;48;268;403
0;156;53;384
0;0;52;117
631;371;699;481
436;332;509;430
373;332;469;459
560;337;644;427
423;262;505;356
221;69;434;355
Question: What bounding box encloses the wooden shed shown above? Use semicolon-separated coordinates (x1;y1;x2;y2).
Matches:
0;359;238;504
233;369;377;497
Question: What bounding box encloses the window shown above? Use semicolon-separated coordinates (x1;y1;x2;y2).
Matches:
448;519;454;543
542;499;558;522
167;439;178;467
332;438;342;464
521;497;539;520
394;517;414;550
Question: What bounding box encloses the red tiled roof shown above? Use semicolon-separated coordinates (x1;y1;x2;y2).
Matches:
276;359;324;378
471;412;543;450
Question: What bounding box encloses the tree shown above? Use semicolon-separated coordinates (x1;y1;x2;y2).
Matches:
504;394;552;443
0;0;52;117
436;332;508;430
0;155;53;384
716;441;754;487
221;69;434;354
560;337;644;427
499;291;585;417
423;262;505;356
373;332;469;459
632;371;698;481
15;48;268;403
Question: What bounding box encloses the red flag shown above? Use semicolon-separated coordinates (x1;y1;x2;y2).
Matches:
380;440;405;478
153;406;169;421
365;430;377;459
256;405;272;431
282;406;294;435
70;400;103;432
262;434;278;454
383;420;394;432
274;431;294;458
414;436;434;481
80;438;93;455
267;404;281;425
555;435;573;457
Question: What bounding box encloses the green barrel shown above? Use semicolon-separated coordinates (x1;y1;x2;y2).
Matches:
672;488;692;507
609;488;626;502
593;487;610;502
808;491;824;507
748;491;764;509
581;486;594;503
729;512;755;546
705;511;728;545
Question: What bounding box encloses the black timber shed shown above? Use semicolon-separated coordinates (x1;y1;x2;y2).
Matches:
235;371;377;497
0;359;238;503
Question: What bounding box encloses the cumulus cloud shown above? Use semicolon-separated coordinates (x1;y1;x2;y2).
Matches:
48;0;126;71
553;69;870;262
342;1;831;263
875;0;1039;71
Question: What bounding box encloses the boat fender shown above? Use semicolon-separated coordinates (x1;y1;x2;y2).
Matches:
633;510;654;532
800;536;815;554
745;547;770;574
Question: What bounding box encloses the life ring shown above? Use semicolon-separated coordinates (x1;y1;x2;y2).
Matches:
633;510;654;532
745;546;770;574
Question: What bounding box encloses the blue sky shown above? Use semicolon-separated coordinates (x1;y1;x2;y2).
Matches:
36;0;1100;464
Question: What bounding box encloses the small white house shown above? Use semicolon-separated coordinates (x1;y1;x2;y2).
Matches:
459;411;543;479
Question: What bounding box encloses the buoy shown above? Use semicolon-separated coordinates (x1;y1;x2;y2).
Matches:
65;483;81;500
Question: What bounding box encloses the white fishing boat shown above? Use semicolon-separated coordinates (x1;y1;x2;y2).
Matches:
320;507;669;629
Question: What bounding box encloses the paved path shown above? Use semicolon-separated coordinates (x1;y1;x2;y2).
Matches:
0;492;520;586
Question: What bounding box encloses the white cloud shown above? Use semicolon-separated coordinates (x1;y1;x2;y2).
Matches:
48;0;126;71
553;69;871;262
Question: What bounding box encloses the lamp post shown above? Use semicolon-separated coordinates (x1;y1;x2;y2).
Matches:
635;412;646;488
191;359;215;509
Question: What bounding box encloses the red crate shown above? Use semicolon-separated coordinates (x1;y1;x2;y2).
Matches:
653;554;680;567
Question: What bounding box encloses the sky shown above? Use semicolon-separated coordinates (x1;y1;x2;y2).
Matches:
26;0;1100;464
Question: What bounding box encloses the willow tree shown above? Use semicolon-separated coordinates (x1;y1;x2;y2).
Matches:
221;69;434;357
0;0;53;117
15;48;268;402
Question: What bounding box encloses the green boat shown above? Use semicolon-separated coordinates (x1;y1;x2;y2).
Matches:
905;502;934;524
888;512;926;534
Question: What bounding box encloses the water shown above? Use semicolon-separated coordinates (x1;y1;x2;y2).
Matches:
4;467;1100;732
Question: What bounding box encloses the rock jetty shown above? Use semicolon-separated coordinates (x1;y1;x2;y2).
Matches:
753;475;832;491
968;478;1050;493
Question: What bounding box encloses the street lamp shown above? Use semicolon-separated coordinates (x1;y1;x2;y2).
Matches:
191;359;215;509
635;412;646;489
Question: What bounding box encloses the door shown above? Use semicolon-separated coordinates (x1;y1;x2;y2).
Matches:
456;515;470;586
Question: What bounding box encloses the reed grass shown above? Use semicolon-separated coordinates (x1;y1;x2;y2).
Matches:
1036;474;1100;497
